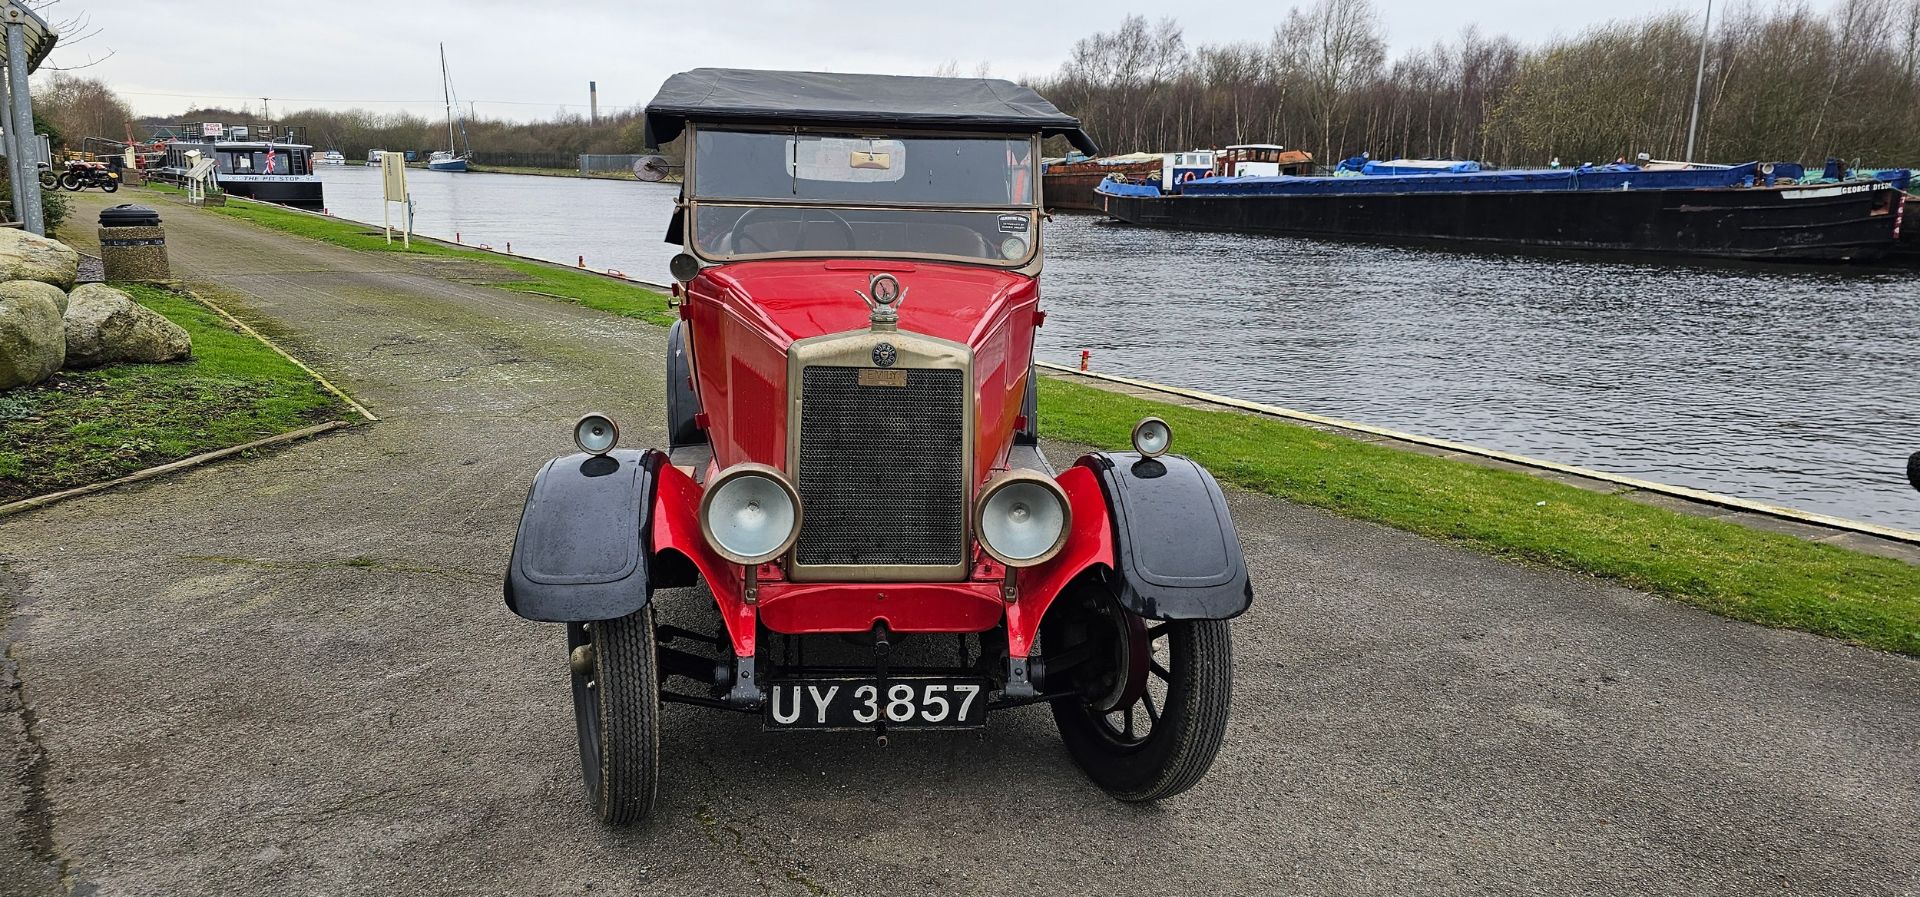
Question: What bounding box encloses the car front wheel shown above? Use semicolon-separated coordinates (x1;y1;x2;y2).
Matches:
569;607;661;824
1045;585;1232;802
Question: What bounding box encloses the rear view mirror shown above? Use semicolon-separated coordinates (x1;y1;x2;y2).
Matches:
786;138;904;183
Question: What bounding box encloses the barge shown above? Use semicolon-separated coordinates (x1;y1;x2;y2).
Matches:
1096;161;1909;262
1046;145;1314;212
1042;153;1159;211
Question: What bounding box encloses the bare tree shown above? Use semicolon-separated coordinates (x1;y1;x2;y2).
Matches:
1033;0;1920;167
1276;0;1386;158
35;73;132;143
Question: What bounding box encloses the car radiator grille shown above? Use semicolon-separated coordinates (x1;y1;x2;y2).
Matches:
794;365;966;568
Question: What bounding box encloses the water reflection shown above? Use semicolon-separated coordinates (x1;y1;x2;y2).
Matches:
313;166;1920;528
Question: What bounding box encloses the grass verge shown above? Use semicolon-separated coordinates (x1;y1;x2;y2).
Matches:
140;184;675;326
1038;377;1920;656
0;284;349;503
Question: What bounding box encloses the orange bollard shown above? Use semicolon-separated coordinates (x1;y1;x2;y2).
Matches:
1079;350;1090;371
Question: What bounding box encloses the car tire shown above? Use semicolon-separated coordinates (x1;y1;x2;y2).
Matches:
569;606;661;824
58;172;82;191
1046;587;1232;802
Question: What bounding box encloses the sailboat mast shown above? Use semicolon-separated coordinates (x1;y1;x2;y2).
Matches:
441;43;455;151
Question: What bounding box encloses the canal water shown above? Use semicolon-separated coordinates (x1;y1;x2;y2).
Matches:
314;166;1920;529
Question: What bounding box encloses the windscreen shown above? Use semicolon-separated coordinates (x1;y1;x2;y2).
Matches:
694;130;1035;206
687;128;1040;264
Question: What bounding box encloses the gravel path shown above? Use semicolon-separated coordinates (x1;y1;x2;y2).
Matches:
3;191;1916;896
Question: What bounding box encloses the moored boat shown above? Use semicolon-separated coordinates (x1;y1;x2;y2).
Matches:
1096;161;1909;262
428;43;472;172
159;128;324;210
1042;153;1159;211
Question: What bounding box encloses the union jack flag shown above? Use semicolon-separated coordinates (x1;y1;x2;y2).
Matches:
263;146;277;173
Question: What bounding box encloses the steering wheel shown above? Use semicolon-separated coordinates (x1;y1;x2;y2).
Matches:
730;207;857;254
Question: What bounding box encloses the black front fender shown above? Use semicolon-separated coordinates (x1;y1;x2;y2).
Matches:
1078;452;1252;620
504;449;661;623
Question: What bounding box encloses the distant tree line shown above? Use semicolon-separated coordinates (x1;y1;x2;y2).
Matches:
146;105;657;168
32;0;1920;171
1031;0;1920;167
30;73;660;168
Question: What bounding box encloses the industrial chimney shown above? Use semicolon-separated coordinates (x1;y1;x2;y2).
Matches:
590;81;599;125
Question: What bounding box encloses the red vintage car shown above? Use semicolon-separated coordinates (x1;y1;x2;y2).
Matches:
506;68;1252;824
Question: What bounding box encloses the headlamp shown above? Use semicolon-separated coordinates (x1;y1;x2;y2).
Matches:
974;470;1070;567
1130;417;1173;457
700;463;803;565
573;413;620;455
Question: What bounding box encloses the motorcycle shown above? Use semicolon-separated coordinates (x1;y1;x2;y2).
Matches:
57;160;118;192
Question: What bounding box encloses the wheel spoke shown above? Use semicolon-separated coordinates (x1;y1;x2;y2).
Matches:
1123;705;1136;739
1147;623;1168;641
1142;690;1159;723
1150;659;1172;681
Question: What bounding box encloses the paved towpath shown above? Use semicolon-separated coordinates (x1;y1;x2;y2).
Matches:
4;191;1917;896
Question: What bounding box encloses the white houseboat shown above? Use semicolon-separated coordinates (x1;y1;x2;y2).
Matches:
162;125;324;209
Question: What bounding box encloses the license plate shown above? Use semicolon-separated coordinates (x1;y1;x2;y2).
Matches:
765;677;990;730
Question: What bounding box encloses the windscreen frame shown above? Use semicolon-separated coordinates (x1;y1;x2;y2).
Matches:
679;122;1046;273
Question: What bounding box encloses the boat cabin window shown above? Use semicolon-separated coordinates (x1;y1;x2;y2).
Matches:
216;147;311;175
1225;148;1282;163
688;128;1040;265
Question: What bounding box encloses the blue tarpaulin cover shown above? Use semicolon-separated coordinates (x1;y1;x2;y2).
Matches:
1095;180;1164;198
1360;159;1481;175
1868;169;1914;190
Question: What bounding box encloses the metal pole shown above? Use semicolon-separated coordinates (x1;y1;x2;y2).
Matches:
1684;0;1713;163
5;12;43;234
0;57;22;227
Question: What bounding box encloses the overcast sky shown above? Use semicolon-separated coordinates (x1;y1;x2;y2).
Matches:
48;0;1700;122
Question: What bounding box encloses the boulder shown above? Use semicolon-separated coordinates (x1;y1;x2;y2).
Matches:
0;229;79;289
0;279;69;315
0;285;64;389
62;284;191;369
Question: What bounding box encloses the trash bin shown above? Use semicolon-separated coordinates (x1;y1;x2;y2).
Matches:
97;204;168;282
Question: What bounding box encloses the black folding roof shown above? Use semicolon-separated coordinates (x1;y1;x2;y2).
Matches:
644;68;1098;155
